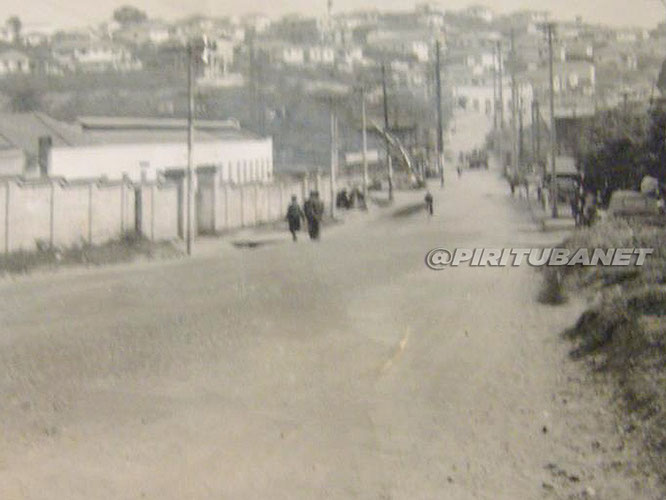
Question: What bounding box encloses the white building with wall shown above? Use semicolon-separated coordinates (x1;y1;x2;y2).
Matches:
42;117;273;184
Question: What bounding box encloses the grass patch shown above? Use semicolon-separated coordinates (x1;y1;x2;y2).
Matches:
537;268;568;305
0;234;182;277
556;217;666;486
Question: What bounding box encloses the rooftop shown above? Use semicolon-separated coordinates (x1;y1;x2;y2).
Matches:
0;113;265;156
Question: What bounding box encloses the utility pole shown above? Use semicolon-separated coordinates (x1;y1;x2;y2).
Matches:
330;101;337;218
510;30;518;174
518;93;524;166
496;40;504;167
535;99;542;172
530;99;536;163
493;50;498;130
546;22;558;217
381;62;394;201
435;39;444;187
361;87;369;200
186;42;195;256
496;40;504;128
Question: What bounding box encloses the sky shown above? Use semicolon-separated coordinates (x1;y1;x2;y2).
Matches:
1;0;664;31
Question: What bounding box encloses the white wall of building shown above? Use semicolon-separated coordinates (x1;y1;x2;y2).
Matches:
49;138;273;183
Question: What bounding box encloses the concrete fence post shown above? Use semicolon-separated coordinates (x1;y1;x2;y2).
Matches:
150;184;155;241
88;183;93;245
4;182;10;254
212;169;219;233
302;175;309;201
135;185;143;238
254;184;259;223
240;185;245;227
49;180;55;248
224;184;230;230
120;178;126;235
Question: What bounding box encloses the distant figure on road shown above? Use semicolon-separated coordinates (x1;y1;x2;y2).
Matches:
286;195;304;242
456;164;463;178
424;191;434;216
304;191;325;240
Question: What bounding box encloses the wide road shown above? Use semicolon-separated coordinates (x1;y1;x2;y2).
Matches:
2;114;658;499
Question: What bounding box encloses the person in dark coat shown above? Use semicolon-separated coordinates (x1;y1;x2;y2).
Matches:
304;191;325;240
286;195;304;241
424;191;434;216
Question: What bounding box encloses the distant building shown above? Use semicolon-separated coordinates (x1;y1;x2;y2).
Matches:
52;40;141;72
0;50;31;76
271;16;325;44
614;28;649;44
449;65;533;120
242;14;272;34
307;45;336;66
595;44;638;71
257;41;306;66
0;24;17;44
114;21;172;46
366;29;432;62
197;37;244;88
461;5;494;23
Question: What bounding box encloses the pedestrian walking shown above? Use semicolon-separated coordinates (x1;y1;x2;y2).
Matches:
304;191;325;240
424;191;434;216
286;195;304;242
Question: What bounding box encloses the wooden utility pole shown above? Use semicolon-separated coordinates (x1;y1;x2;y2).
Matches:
330;102;337;218
510;30;518;173
435;39;444;187
361;88;369;200
492;50;498;130
518;93;524;166
381;63;394;201
547;23;558;217
530;99;536;162
186;42;194;256
496;40;504;128
535;100;542;171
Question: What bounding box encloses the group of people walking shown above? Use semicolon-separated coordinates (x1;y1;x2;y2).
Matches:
286;191;325;242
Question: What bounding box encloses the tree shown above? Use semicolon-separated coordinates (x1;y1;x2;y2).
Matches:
7;85;43;112
657;58;666;95
6;16;22;43
112;6;147;26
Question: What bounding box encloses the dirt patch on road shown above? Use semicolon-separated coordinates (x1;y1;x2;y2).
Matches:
392;202;427;218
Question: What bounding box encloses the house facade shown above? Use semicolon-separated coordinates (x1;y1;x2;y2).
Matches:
0;50;31;76
53;40;141;72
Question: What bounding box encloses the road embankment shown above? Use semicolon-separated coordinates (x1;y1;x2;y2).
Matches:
539;216;666;490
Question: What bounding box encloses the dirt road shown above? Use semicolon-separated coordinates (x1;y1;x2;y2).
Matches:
1;114;661;499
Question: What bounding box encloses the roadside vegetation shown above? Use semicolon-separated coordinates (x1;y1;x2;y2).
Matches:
0;234;182;277
540;216;666;486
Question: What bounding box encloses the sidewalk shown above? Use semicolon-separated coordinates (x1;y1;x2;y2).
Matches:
179;199;387;258
518;187;576;234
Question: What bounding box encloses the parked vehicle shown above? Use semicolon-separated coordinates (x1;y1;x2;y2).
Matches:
608;190;664;217
468;149;488;169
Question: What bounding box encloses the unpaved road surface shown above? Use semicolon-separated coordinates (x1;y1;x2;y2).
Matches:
1;114;662;499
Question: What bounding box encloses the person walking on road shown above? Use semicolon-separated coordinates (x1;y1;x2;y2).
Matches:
424;191;434;216
286;195;304;242
304;191;325;240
